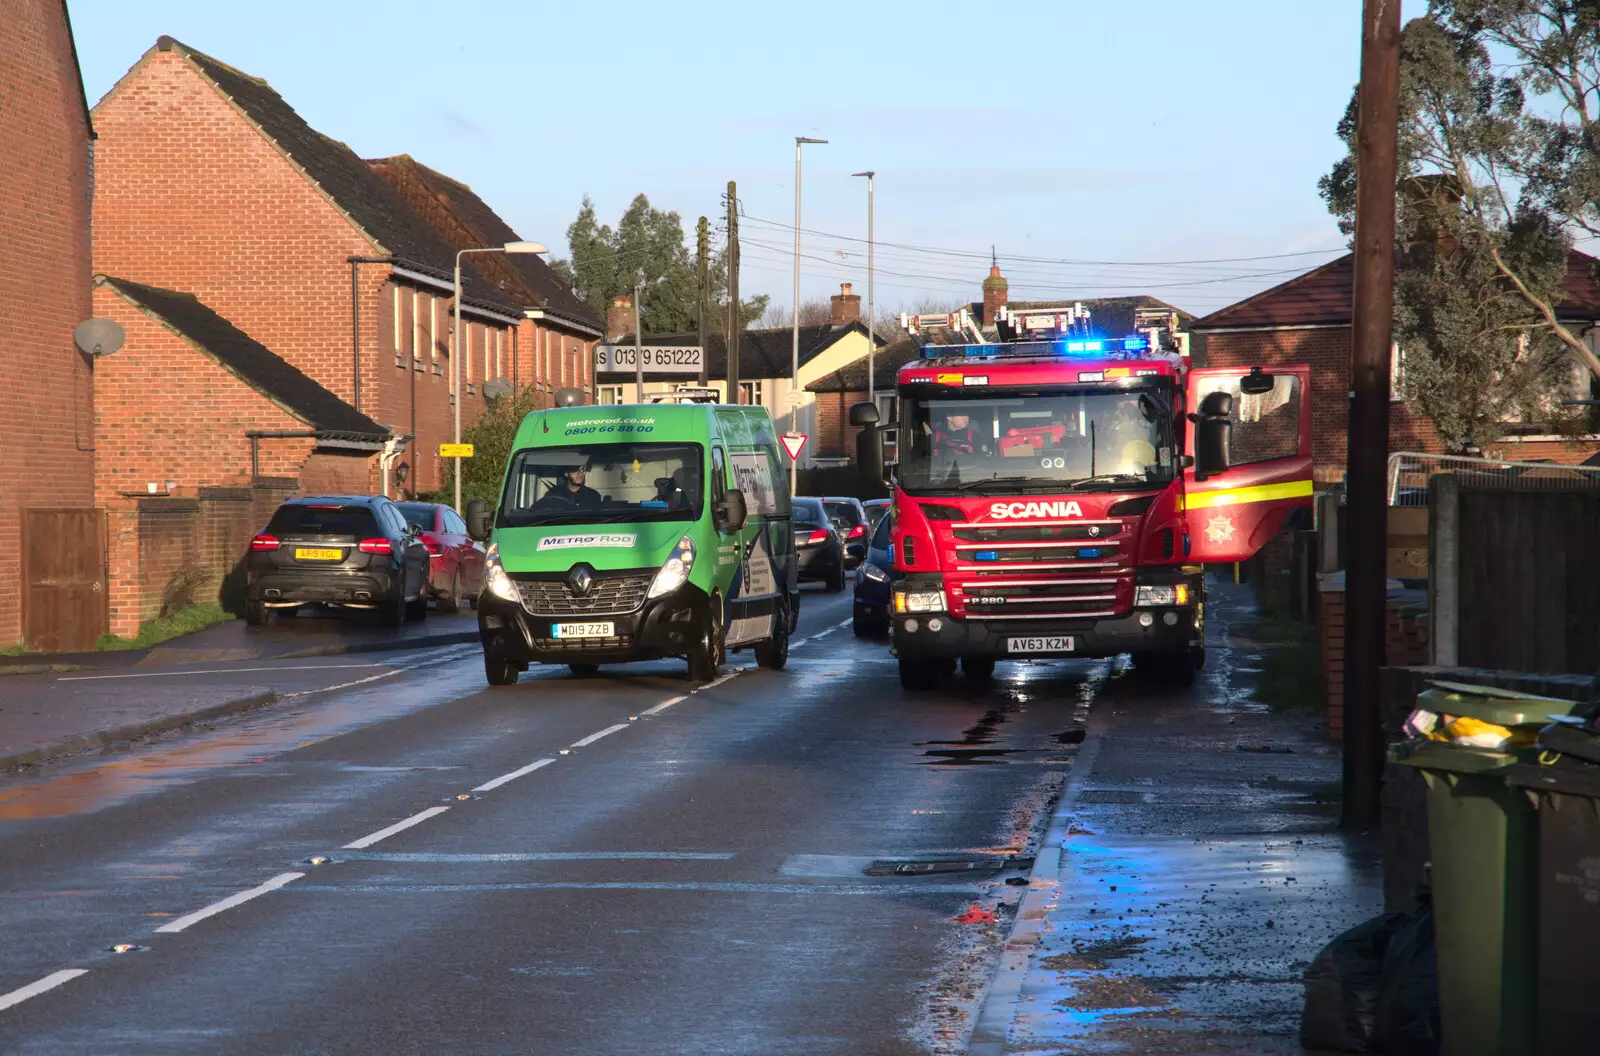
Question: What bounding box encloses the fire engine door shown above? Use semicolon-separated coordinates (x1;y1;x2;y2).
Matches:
1183;364;1313;564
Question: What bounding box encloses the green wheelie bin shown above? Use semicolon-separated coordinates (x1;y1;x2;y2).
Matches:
1390;681;1578;1056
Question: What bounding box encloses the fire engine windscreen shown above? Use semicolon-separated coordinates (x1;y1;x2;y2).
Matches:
901;389;1173;493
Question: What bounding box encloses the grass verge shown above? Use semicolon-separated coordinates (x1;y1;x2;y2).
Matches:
96;603;233;652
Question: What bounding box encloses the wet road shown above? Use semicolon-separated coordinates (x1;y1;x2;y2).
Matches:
0;589;1112;1054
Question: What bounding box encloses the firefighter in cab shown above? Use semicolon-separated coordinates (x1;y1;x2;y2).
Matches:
929;408;992;458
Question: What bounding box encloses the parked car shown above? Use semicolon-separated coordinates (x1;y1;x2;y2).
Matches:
863;498;891;530
397;501;487;612
793;497;847;592
822;496;871;569
853;513;893;637
245;495;430;627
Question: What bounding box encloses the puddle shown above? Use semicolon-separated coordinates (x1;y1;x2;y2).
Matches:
1044;934;1149;971
1054;729;1087;745
921;748;1028;766
920;706;1013;747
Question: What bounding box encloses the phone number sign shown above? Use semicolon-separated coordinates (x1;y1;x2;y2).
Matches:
597;344;704;373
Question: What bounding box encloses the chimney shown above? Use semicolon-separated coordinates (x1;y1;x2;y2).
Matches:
830;282;861;326
981;253;1009;325
606;296;636;340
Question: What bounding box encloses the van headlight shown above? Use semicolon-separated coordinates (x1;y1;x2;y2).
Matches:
1135;583;1191;607
484;544;520;603
647;535;696;599
860;564;889;583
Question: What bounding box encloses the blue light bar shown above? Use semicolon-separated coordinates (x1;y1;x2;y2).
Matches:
1123;336;1149;351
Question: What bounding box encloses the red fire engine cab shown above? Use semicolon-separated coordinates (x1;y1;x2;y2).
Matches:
849;304;1313;690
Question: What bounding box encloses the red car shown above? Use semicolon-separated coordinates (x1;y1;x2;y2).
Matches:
396;502;487;612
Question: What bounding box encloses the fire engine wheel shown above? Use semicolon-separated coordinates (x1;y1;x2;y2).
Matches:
960;656;996;680
899;655;954;692
1134;650;1197;687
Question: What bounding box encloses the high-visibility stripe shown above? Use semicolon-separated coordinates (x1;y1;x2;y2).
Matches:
1186;479;1313;510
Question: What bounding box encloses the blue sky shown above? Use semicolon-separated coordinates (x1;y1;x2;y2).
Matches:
71;0;1429;317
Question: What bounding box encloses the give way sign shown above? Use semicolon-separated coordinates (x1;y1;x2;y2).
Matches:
778;433;807;461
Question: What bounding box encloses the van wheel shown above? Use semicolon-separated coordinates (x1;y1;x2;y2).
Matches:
688;598;725;684
485;650;519;686
754;600;790;671
245;598;268;627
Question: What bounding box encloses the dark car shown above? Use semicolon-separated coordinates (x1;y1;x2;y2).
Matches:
852;513;893;637
822;496;870;569
863;498;891;530
245;495;430;627
396;501;487;612
793;497;847;592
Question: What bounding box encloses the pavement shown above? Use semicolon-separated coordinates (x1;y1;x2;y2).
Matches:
0;609;478;769
0;581;1377;1055
969;581;1383;1054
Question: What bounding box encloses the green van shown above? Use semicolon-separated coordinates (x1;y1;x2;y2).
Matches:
465;400;797;686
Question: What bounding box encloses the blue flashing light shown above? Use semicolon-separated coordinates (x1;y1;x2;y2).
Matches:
974;550;999;561
1123;336;1149;351
1077;547;1103;559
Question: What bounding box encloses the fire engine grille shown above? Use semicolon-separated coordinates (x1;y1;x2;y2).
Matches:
961;580;1122;617
957;544;1121;563
516;574;652;617
952;523;1121;543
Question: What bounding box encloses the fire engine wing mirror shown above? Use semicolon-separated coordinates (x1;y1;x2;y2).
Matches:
852;401;885;494
1239;366;1275;396
465;499;494;542
848;402;880;427
1193;390;1233;479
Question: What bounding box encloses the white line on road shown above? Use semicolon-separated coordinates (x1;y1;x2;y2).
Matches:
342;807;452;850
571;724;630;748
701;671;741;690
640;695;688;716
0;969;89;1013
471;757;555;792
791;637;812;647
281;669;402;698
153;872;305;934
59;663;384;682
835;618;852;628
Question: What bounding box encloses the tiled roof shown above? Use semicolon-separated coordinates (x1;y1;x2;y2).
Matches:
596;323;874;382
1193;249;1600;331
367;155;602;333
99;276;389;438
806;339;922;392
154;37;517;316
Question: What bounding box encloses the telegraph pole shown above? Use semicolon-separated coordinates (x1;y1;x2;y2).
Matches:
726;181;741;404
697;216;710;388
852;171;877;405
1343;0;1401;829
633;274;645;404
792;137;827;497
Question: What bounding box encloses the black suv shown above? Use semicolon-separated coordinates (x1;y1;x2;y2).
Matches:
245;496;430;626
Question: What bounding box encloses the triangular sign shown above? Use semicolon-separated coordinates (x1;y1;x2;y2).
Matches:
779;433;807;461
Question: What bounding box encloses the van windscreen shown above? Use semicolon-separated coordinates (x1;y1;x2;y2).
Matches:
500;442;704;526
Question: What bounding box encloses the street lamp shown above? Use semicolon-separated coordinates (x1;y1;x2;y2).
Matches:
454;240;548;513
851;171;876;406
792;135;827;497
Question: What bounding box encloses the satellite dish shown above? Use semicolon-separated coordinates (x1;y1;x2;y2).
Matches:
74;318;126;357
554;387;587;407
481;377;514;401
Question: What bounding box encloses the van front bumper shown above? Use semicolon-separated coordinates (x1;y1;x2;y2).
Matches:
476;584;710;666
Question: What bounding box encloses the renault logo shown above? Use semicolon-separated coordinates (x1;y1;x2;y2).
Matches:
568;564;594;596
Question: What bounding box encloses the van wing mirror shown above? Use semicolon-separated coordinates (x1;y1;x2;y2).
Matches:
465;498;494;541
717;489;748;532
1192;391;1232;479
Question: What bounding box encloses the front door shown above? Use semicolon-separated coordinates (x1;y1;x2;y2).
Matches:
1183;364;1314;563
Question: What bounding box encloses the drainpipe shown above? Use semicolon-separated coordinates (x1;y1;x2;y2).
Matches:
347;256;395;413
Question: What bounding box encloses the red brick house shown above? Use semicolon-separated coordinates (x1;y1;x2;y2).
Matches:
0;1;100;649
1192;252;1600;482
90;37;523;496
367;155;603;400
92;276;389;636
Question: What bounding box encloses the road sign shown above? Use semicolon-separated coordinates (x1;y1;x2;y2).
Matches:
779;433;807;461
439;443;474;458
596;344;704;374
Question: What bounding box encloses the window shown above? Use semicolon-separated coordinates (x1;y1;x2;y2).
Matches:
392;286;404;366
413;291;425;365
711;447;728;505
499;442;704;525
443;508;467;534
1192;373;1302;466
395;502;438;531
739;380;764;406
268;504;380;538
599;385;627;405
431;298;440;363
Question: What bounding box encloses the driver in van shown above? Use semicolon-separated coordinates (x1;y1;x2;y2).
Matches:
537;465;603;511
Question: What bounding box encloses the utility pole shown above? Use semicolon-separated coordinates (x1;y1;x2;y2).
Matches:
697;216;710;388
852;171;876;405
633;274;645;404
726;181;741;405
793;136;827;497
1343;0;1401;829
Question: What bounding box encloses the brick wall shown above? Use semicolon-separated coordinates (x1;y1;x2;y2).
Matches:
0;0;97;646
1318;582;1430;742
1200;327;1442;483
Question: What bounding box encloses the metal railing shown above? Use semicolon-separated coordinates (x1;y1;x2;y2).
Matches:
1386;451;1600;506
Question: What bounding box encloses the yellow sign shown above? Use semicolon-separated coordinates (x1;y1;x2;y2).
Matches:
936;372;963;384
439;443;475;459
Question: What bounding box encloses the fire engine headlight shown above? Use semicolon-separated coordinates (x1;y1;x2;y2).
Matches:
647;535;697;599
1135;584;1191;607
485;545;520;604
894;589;946;614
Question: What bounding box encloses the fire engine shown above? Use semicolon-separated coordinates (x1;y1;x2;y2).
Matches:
849;303;1313;690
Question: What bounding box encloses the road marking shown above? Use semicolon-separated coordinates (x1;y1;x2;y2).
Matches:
153;872;305;933
342;807;452;850
0;969;89;1013
293;880;981;895
700;671;741;690
791;636;812;647
59;663;385;682
282;669;402;698
343;851;735;862
641;695;687;716
571;724;630;748
836;618;852;627
471;758;555;792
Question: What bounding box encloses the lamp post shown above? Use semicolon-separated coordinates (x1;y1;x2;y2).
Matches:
851;170;876;406
792;136;827;497
454;240;547;513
